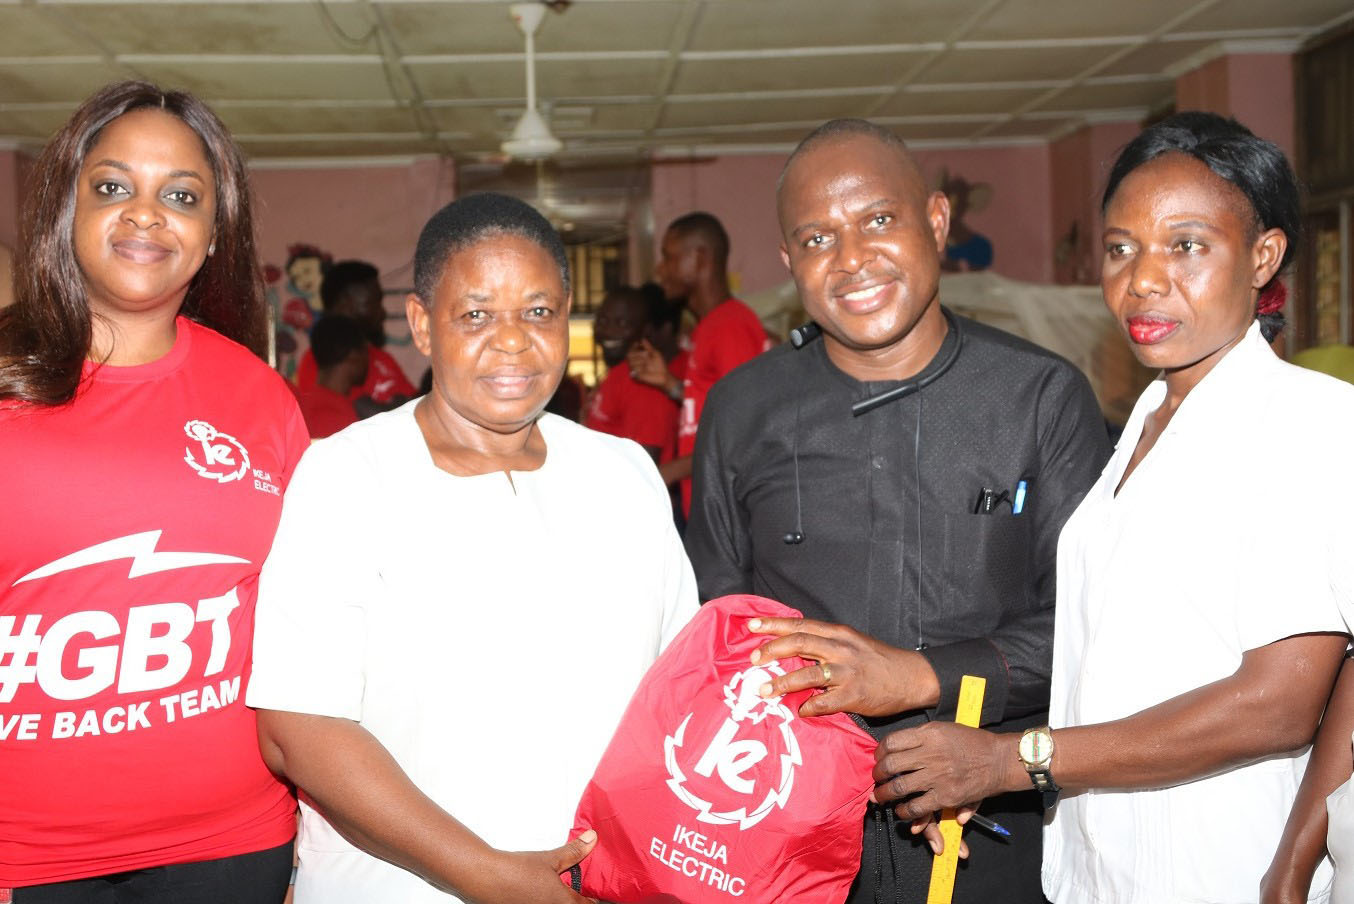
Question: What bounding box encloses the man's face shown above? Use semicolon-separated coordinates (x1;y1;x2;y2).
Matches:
655;229;698;302
593;292;646;368
336;275;387;344
778;135;950;356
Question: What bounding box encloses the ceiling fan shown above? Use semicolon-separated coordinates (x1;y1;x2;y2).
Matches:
502;2;562;161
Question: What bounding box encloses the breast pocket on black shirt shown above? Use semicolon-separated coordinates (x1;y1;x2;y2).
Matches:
938;512;1032;636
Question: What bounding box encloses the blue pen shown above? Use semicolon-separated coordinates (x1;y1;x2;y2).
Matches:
967;812;1012;839
1011;479;1028;515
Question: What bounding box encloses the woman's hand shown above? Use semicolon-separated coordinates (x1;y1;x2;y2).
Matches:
871;723;1018;820
747;616;940;718
481;831;598;904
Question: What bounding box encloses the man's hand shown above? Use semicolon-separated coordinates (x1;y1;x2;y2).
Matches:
910;805;975;859
480;830;598;904
871;723;1017;820
747;616;940;718
628;339;680;398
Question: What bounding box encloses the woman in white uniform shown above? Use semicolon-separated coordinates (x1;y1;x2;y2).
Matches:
865;112;1354;904
246;193;698;904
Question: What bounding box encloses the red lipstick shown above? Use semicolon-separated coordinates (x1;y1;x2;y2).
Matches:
1127;316;1179;345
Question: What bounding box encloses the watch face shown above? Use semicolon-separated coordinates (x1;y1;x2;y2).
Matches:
1020;729;1052;765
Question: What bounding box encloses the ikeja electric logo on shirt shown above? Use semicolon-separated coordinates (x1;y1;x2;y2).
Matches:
182;419;250;483
181;419;280;495
664;663;801;830
0;531;249;741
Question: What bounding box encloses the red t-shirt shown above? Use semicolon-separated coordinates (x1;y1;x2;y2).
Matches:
678;299;768;512
294;384;358;439
583;360;678;455
0;318;307;887
295;344;414;404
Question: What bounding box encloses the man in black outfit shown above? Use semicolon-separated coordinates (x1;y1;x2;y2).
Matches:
685;119;1111;902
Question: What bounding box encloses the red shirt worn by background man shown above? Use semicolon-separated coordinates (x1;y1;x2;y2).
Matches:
293;384;359;439
584;359;678;456
678;298;768;513
294;344;414;404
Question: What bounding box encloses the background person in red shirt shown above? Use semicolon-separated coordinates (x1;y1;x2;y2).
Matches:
294;260;415;416
630;212;768;515
584;286;678;462
293;315;367;439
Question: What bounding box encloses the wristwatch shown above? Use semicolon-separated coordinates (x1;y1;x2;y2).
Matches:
1018;726;1061;809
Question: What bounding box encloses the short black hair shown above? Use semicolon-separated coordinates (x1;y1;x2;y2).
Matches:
320;260;380;311
310;314;368;368
778;118;912;194
413;192;569;304
665;211;729;269
1102;111;1300;341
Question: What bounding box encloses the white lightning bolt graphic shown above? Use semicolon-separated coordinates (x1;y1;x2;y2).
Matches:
14;530;249;586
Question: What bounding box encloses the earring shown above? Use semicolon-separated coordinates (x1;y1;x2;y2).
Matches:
208;242;216;256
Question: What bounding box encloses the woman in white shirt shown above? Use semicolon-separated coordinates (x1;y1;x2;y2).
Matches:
246;193;697;904
865;112;1354;904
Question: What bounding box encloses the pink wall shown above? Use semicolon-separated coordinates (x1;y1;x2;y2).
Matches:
250;156;456;293
1050;121;1143;284
651;143;1056;294
1175;53;1295;159
250;156;456;382
913;144;1054;284
650;155;786;296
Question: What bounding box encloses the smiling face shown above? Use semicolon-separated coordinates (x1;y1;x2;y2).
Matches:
593;289;646;367
408;232;570;437
777;133;950;375
1100;152;1285;386
72;108;216;324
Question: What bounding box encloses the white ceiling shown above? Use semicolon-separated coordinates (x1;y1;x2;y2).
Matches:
0;0;1350;164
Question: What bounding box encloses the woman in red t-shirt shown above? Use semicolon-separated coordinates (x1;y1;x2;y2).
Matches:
0;82;306;903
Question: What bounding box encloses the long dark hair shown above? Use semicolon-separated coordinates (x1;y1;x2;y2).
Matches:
0;81;266;405
1102;111;1301;342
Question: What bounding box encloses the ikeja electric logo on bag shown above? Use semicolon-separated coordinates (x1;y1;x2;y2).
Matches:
664;663;802;830
182;419;250;483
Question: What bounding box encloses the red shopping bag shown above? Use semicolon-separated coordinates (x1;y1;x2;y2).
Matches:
566;595;877;903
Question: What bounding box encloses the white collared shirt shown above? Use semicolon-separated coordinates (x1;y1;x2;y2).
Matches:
1043;322;1354;904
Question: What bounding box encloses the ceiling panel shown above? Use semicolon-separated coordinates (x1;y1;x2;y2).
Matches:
877;86;1046;116
410;57;666;102
919;44;1114;83
239;137;437;158
671;52;930;94
890;119;992;141
688;0;981;49
1165;0;1354;32
1093;40;1216;77
42;3;376;55
128;59;393;101
1029;80;1174;113
383;1;684;55
0;7;96;56
658;95;882;129
983;116;1080;139
965;0;1181;41
216;103;419;137
0;61;130;104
